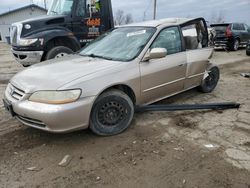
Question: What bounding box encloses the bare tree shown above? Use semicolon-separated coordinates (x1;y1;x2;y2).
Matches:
124;13;133;24
216;11;225;23
115;10;125;25
44;0;47;9
115;9;134;25
210;11;225;24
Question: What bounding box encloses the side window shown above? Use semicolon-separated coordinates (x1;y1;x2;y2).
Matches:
181;20;207;50
76;0;86;17
233;23;240;30
239;24;245;31
86;0;101;15
151;27;182;55
245;24;250;31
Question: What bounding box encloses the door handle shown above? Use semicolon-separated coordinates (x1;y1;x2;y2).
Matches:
178;64;185;67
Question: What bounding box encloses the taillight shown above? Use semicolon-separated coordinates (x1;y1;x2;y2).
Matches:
225;26;232;37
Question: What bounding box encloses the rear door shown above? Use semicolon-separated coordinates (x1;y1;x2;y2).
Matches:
232;23;244;42
243;24;250;43
140;26;187;104
181;18;213;89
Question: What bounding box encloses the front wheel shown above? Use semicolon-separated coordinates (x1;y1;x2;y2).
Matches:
199;66;220;93
90;90;134;136
246;49;250;56
45;46;73;60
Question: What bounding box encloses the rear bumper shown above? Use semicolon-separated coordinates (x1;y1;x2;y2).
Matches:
214;40;228;47
11;49;44;66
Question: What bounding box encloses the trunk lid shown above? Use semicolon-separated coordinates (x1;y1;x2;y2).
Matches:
211;24;230;40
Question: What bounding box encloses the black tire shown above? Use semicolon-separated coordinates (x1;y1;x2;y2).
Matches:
45;46;73;60
246;49;250;56
199;66;220;93
90;90;134;136
230;39;240;51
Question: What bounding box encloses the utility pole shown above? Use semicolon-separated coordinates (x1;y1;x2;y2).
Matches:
44;0;47;9
153;0;157;20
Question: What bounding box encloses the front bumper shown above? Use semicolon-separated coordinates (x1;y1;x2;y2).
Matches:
4;91;95;133
11;49;44;66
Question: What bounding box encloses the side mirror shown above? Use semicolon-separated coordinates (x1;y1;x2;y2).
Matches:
143;48;167;61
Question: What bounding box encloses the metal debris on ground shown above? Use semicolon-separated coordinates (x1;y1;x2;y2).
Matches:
240;73;250;78
183;179;186;184
135;102;240;112
174;147;184;151
153;150;159;154
58;155;73;167
26;166;41;171
204;144;219;149
96;176;101;181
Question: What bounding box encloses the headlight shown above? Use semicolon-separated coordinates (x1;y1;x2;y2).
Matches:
24;24;31;30
29;89;82;104
18;38;38;46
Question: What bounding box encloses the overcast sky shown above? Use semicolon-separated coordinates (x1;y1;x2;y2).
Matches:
1;0;250;24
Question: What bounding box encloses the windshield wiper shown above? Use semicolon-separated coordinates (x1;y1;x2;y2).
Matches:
84;54;114;61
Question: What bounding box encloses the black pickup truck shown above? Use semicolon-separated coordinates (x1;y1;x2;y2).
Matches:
10;0;114;67
211;23;250;51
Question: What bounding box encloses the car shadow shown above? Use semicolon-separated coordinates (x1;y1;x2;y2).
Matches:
0;124;97;156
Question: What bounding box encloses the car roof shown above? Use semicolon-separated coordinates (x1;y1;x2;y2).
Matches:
118;18;195;28
210;23;231;27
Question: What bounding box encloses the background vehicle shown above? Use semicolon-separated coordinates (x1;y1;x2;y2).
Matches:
10;0;114;67
4;17;220;136
211;23;250;51
247;40;250;56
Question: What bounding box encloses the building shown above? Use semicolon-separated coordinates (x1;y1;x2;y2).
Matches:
0;4;47;43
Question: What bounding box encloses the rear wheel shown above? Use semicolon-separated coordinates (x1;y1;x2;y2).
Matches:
199;66;220;93
230;39;240;51
90;90;134;136
45;46;73;60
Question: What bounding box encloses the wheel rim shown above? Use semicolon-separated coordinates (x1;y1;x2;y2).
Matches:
205;70;218;89
234;40;239;50
97;101;126;126
55;53;67;58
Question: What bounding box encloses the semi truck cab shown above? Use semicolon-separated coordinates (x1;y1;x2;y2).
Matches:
10;0;114;67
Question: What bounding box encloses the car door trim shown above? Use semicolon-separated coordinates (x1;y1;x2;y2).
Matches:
186;72;204;79
143;77;186;93
143;84;200;106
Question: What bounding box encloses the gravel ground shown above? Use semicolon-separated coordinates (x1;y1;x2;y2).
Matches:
0;43;250;188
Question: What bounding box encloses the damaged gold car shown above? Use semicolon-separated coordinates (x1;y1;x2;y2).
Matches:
3;17;220;136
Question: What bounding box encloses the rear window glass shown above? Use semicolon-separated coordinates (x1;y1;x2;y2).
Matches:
211;25;228;31
232;23;245;30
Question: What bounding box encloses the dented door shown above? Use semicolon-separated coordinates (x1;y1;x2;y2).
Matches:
184;48;213;89
181;18;213;89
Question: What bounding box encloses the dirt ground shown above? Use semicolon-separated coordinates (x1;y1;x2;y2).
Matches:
0;43;250;188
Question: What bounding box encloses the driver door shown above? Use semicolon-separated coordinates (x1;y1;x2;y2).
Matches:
72;0;104;46
140;26;187;104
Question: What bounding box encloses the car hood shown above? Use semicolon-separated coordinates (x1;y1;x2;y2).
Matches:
11;55;123;93
18;15;67;38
